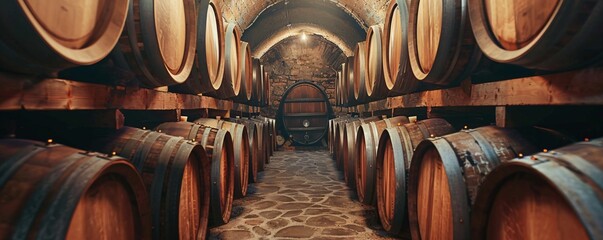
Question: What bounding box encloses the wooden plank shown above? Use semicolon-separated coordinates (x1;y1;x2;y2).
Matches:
284;113;328;117
284;98;326;103
388;68;603;108
0;73;252;112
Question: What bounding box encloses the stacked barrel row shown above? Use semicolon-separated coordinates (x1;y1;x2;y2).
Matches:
336;0;603;106
0;0;270;106
329;115;603;239
0;116;275;239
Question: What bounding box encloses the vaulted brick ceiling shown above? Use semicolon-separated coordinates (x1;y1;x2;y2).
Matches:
216;0;391;57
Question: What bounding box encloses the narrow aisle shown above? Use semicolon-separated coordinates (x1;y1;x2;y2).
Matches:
209;150;397;239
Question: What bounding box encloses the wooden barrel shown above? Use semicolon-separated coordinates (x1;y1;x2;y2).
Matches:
250;59;263;105
233;41;253;102
278;81;333;145
193;118;250;198
263;72;271;107
366;25;390;100
469;0;603;71
344;57;356;106
329;117;351;154
93;126;209;239
354;42;370;103
0;139;151;240
407;0;482;85
170;0;224;94
113;0;197;88
153;122;234;226
251;117;271;165
471;139;603;239
236;118;266;171
233;118;260;183
355;116;410;204
334;118;351;168
407;126;537;240
0;0;129;75
336;71;343;106
375;118;455;234
205;23;240;99
337;116;382;172
382;0;420;95
340;62;349;106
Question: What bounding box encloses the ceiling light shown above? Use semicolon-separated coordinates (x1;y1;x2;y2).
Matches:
301;32;307;41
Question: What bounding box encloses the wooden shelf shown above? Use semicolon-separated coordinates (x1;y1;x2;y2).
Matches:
346;68;603;113
0;73;257;113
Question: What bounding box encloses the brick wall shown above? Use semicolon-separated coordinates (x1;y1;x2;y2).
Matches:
259;35;346;117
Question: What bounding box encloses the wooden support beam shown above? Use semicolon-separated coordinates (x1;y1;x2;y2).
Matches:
0;72;250;112
387;68;603;108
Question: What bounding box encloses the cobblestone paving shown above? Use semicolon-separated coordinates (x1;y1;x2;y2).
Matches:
209;150;398;239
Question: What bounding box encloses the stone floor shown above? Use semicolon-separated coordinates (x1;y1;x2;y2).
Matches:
209;150;398;239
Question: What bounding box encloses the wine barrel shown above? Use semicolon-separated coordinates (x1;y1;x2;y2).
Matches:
0;139;151;240
193;118;250;198
94;126;209;239
205;23;241;99
0;0;129;75
354;42;370;103
469;0;603;71
251;117;271;165
471;139;603;239
334;118;352;168
340;62;349;106
153;122;234;226
250;59;263;105
366;25;390;100
113;0;197;88
407;126;537;240
355;116;410;204
236;118;266;171
233;41;253;102
337;70;343;106
344;57;356;106
382;0;420;95
329;116;351;154
337;116;381;172
278;81;333;145
170;0;224;94
407;0;482;85
375;118;455;234
342;118;380;187
263;72;271;107
233;118;260;183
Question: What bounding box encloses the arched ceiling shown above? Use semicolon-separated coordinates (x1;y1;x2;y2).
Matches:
216;0;391;57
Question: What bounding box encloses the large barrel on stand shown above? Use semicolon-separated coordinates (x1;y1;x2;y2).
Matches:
375;118;455;234
113;0;198;88
471;138;603;239
94;127;210;239
154;122;234;226
0;139;151;240
0;0;129;75
469;0;603;71
172;0;225;94
407;126;537;239
355;116;410;204
278;81;333;146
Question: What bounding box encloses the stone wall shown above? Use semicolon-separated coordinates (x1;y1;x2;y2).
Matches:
259;35;346;117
